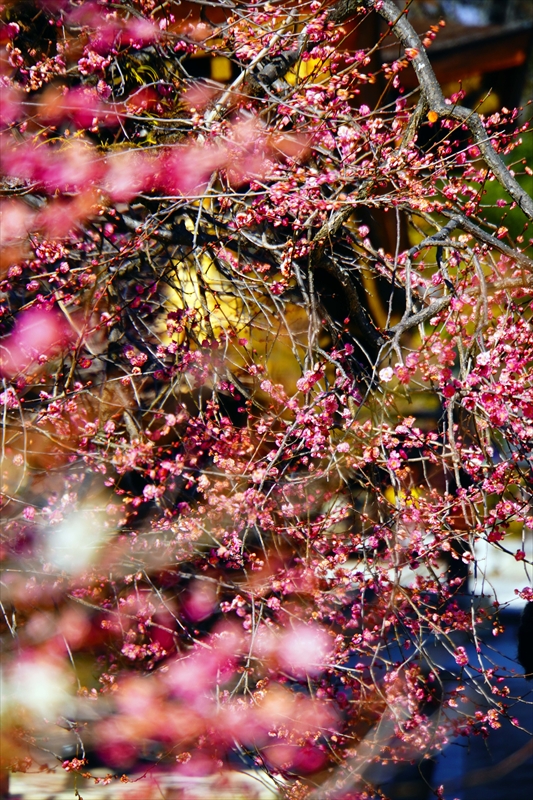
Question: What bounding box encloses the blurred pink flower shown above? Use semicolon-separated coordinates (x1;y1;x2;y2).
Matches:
102;150;154;202
42;141;101;192
121;17;159;48
0;200;35;245
182;82;219;111
269;132;311;162
0;308;70;378
160;145;227;196
0;82;22;125
183;580;217;622
38;85;120;130
35;191;99;238
277;622;333;677
1;138;102;193
264;741;327;773
166;638;238;703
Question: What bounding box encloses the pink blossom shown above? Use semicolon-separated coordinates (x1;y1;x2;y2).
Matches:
387;450;403;470
0;309;70;378
277;623;333;677
0;83;22;125
395;365;411;384
121;17;159;48
102;150;154;202
296;368;323;393
78;50;111;76
1;2;532;791
0;388;18;408
160;145;227;196
476;351;491;366
0;200;35;245
183;581;217;622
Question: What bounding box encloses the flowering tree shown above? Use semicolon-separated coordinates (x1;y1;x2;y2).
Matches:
1;1;532;798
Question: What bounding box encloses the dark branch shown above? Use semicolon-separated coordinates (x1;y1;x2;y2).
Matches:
310;206;387;347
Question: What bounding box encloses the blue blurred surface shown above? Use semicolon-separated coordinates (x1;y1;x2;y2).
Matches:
377;610;533;799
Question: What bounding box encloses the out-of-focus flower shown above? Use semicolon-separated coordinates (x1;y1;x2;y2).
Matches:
121;17;159;48
1;137;102;194
1;655;73;723
182;82;220;111
38;85;120;130
0;308;69;379
45;509;112;574
43;141;102;193
183;580;217;621
160;145;227;196
255;684;337;739
0;82;22;126
35;190;99;239
165;624;241;705
0;200;35;246
277;622;333;677
269;132;311;161
102;150;155;202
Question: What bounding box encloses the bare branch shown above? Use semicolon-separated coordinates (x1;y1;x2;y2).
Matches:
387;293;451;338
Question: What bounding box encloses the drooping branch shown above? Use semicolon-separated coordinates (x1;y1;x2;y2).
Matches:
328;0;533;220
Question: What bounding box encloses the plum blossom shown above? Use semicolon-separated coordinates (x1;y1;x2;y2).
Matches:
379;366;394;382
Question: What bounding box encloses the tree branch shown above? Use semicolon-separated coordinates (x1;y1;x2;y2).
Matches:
439;209;533;271
387;293;451;339
328;0;533;220
310;205;387;347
